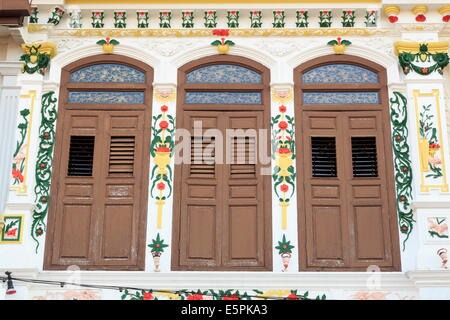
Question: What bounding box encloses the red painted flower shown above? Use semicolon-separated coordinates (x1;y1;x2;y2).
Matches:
157;147;171;153
403;167;408;172
300;11;305;14
230;11;236;14
187;294;203;300
143;292;153;300
106;37;111;42
396;136;401;141
401;226;408;232
370;11;375;14
117;12;123;15
388;15;398;23
400;196;406;201
95;12;100;15
161;105;168;112
279;105;287;113
276;11;282;14
162;12;168;15
185;11;190;15
41;197;47;202
40;163;46;168
322;11;328;14
36;228;43;235
287;293;300;300
57;9;63;13
12;169;24;183
6;228;17;237
421;68;428;73
213;29;230;37
208;11;214;15
415;14;426;22
157;182;166;191
278;121;288;130
280;184;289;193
443;15;450;23
347;11;353;14
159;120;169;130
222;294;239;300
139;12;145;16
253;11;259;14
278;148;291;155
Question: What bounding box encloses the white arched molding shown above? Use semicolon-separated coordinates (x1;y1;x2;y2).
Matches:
287;44;401;85
49;43;162;83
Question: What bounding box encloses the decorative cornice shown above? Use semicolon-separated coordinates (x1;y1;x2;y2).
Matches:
394;41;449;56
28;27;390;37
21;42;57;58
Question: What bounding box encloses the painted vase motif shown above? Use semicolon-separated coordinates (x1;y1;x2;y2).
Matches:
154;149;171;175
281;252;291;272
275;149;293;177
419;137;430;172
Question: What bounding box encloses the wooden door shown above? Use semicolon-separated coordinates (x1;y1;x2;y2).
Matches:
44;55;152;270
48;110;147;269
302;111;397;269
175;111;271;271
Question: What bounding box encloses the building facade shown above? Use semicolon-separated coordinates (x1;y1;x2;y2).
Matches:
1;0;450;300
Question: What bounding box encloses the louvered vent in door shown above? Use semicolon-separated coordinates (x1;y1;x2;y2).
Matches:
230;136;256;178
311;137;337;177
108;136;135;176
68;136;95;176
190;136;215;178
351;136;378;177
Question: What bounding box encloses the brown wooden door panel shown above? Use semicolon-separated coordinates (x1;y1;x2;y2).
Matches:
45;55;152;270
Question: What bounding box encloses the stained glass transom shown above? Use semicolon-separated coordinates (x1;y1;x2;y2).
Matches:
185;92;262;104
70;64;145;83
68;91;145;104
186;64;262;84
302;64;379;84
303;92;379;104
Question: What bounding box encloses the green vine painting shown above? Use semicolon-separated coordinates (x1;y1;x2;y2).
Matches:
32;92;58;252
390;92;414;250
419;104;442;179
12;108;30;186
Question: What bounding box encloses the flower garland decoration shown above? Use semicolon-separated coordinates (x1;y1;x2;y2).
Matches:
12;108;30;186
150;105;175;229
32;92;58;252
341;10;355;27
271;105;296;230
20;45;51;76
137;10;149;28
211;29;235;54
390;92;414;250
114;11;127;28
296;10;308;28
227;10;239;28
148;233;169;272
319;10;332;28
365;10;377;27
181;11;194;28
250;10;262;28
91;11;104;28
47;7;65;26
273;10;285;28
204;10;217;28
275;234;295;272
159;11;172;28
398;44;449;76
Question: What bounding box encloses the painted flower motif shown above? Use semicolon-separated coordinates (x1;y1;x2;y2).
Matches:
6;228;18;237
222;294;239;300
156;147;171;153
278;147;291;154
443;15;450;23
388;15;398;23
159;120;169;130
187;294;203;300
430;143;441;149
143;292;153;300
278;121;288;130
428;220;448;236
415;14;426;22
280;184;289;193
36;227;44;235
287;293;300;300
157;182;166;191
213;29;230;37
161;105;168;112
12;169;24;183
279;105;287;113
